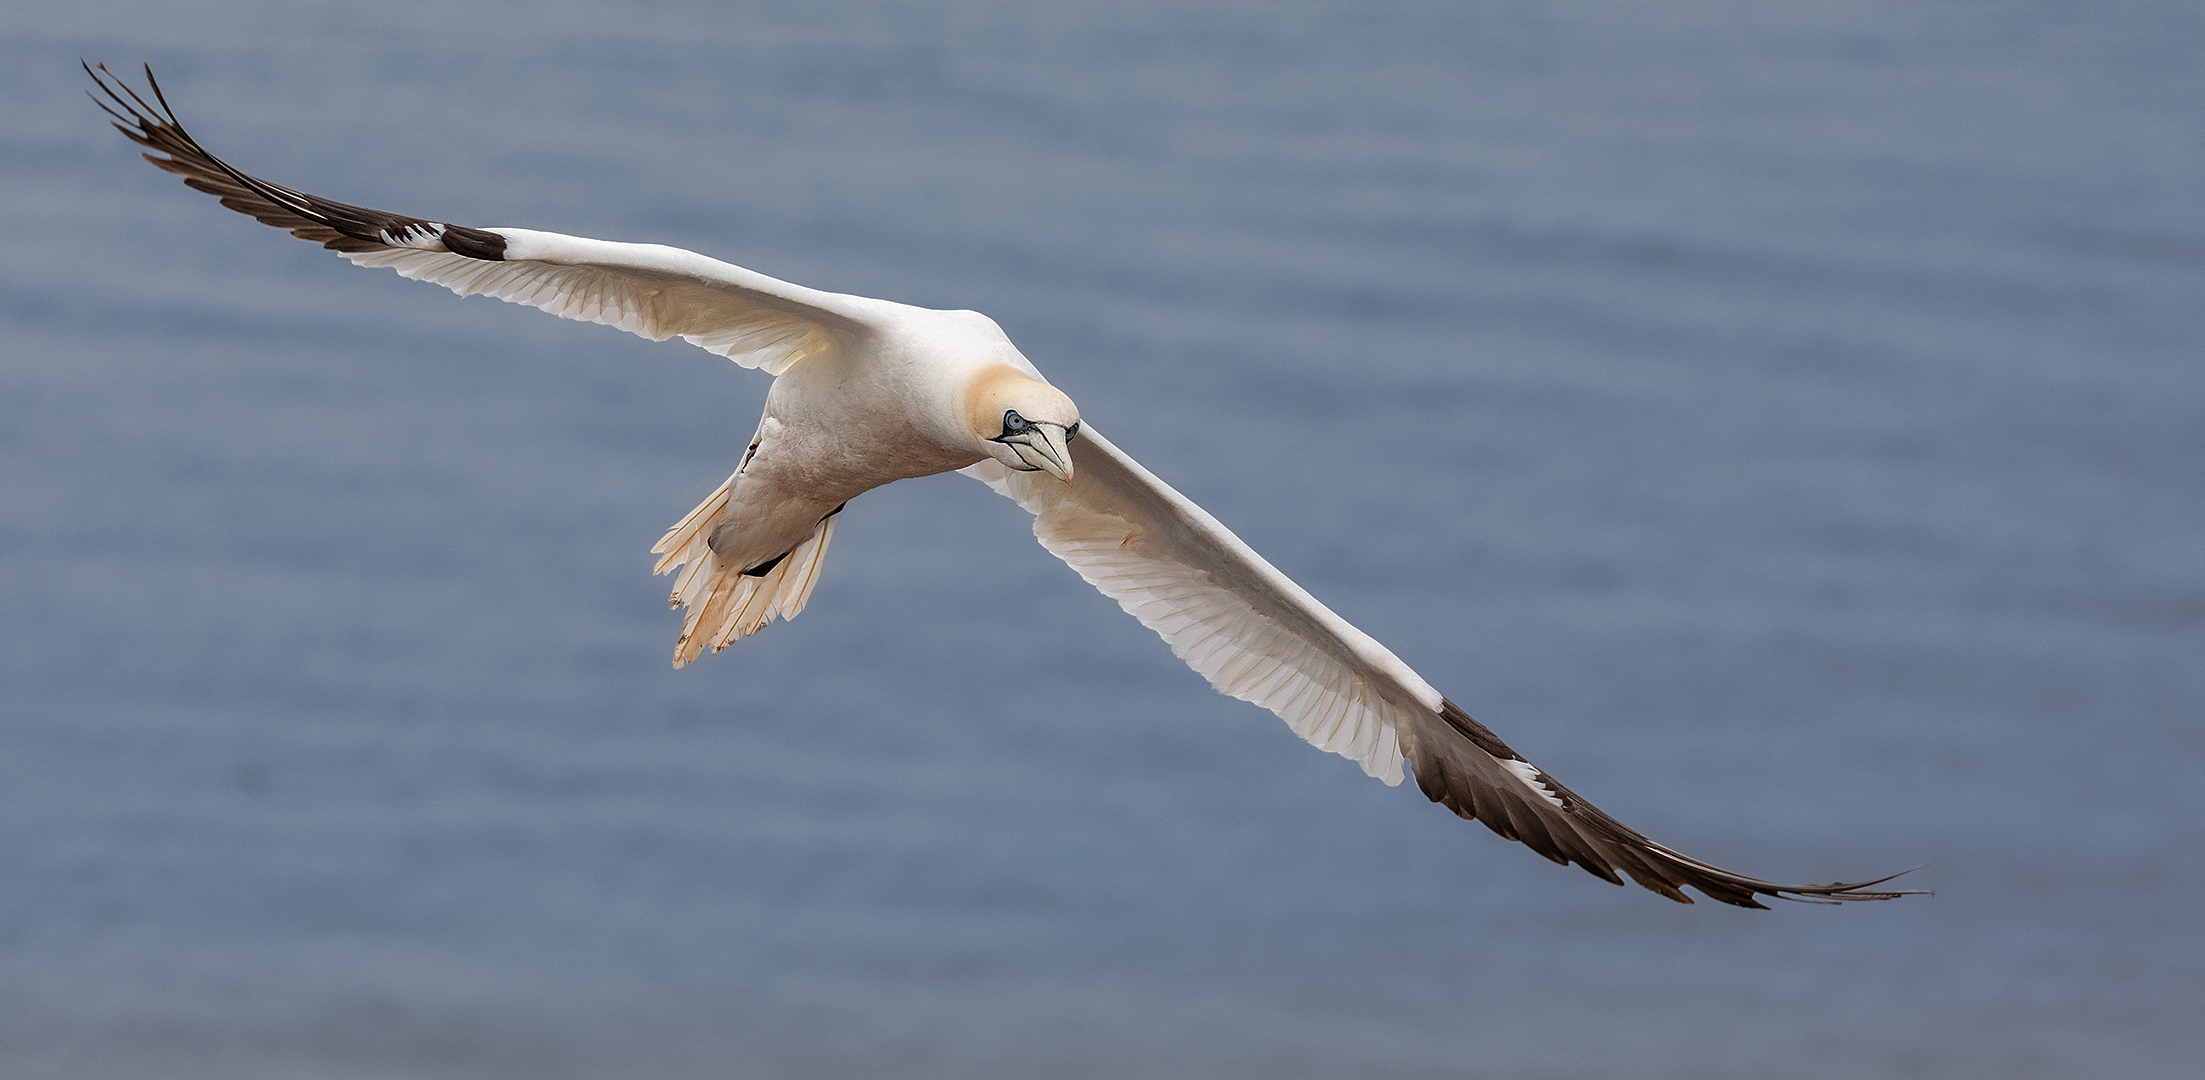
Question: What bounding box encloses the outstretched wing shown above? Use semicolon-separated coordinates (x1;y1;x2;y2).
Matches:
89;64;877;374
965;427;1922;908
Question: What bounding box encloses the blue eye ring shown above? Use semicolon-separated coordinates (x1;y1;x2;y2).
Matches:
1001;409;1034;436
1065;422;1080;442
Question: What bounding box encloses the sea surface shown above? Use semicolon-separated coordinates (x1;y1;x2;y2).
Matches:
2;2;2200;1077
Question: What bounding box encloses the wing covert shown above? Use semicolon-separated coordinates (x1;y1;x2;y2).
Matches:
964;426;1435;786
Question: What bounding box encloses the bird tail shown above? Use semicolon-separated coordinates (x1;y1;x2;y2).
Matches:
651;474;839;667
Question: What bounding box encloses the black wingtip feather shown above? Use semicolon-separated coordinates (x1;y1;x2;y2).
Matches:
86;62;506;263
1416;698;1927;908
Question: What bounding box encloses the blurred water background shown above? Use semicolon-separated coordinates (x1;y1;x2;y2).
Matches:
3;1;2201;1076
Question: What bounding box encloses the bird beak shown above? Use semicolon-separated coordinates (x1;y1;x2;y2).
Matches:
1005;424;1075;482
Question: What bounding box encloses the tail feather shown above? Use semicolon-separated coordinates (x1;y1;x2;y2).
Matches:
652;472;733;576
652;476;840;667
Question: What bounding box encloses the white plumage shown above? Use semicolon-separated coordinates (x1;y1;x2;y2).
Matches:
90;63;1922;908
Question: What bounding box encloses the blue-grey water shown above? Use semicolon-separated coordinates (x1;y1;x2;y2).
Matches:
4;1;2201;1076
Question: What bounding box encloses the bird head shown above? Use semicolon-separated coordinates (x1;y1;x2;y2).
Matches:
967;368;1081;482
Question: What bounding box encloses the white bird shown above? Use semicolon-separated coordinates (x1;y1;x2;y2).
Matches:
92;65;1921;908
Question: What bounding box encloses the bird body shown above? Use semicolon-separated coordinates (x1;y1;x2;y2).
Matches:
90;64;1921;908
658;304;1077;660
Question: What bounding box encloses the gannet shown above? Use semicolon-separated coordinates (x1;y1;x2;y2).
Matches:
90;65;1921;908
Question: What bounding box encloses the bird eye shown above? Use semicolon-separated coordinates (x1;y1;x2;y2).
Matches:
1001;410;1030;435
1065;423;1080;442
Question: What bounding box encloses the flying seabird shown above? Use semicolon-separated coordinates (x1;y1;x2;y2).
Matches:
89;64;1922;908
